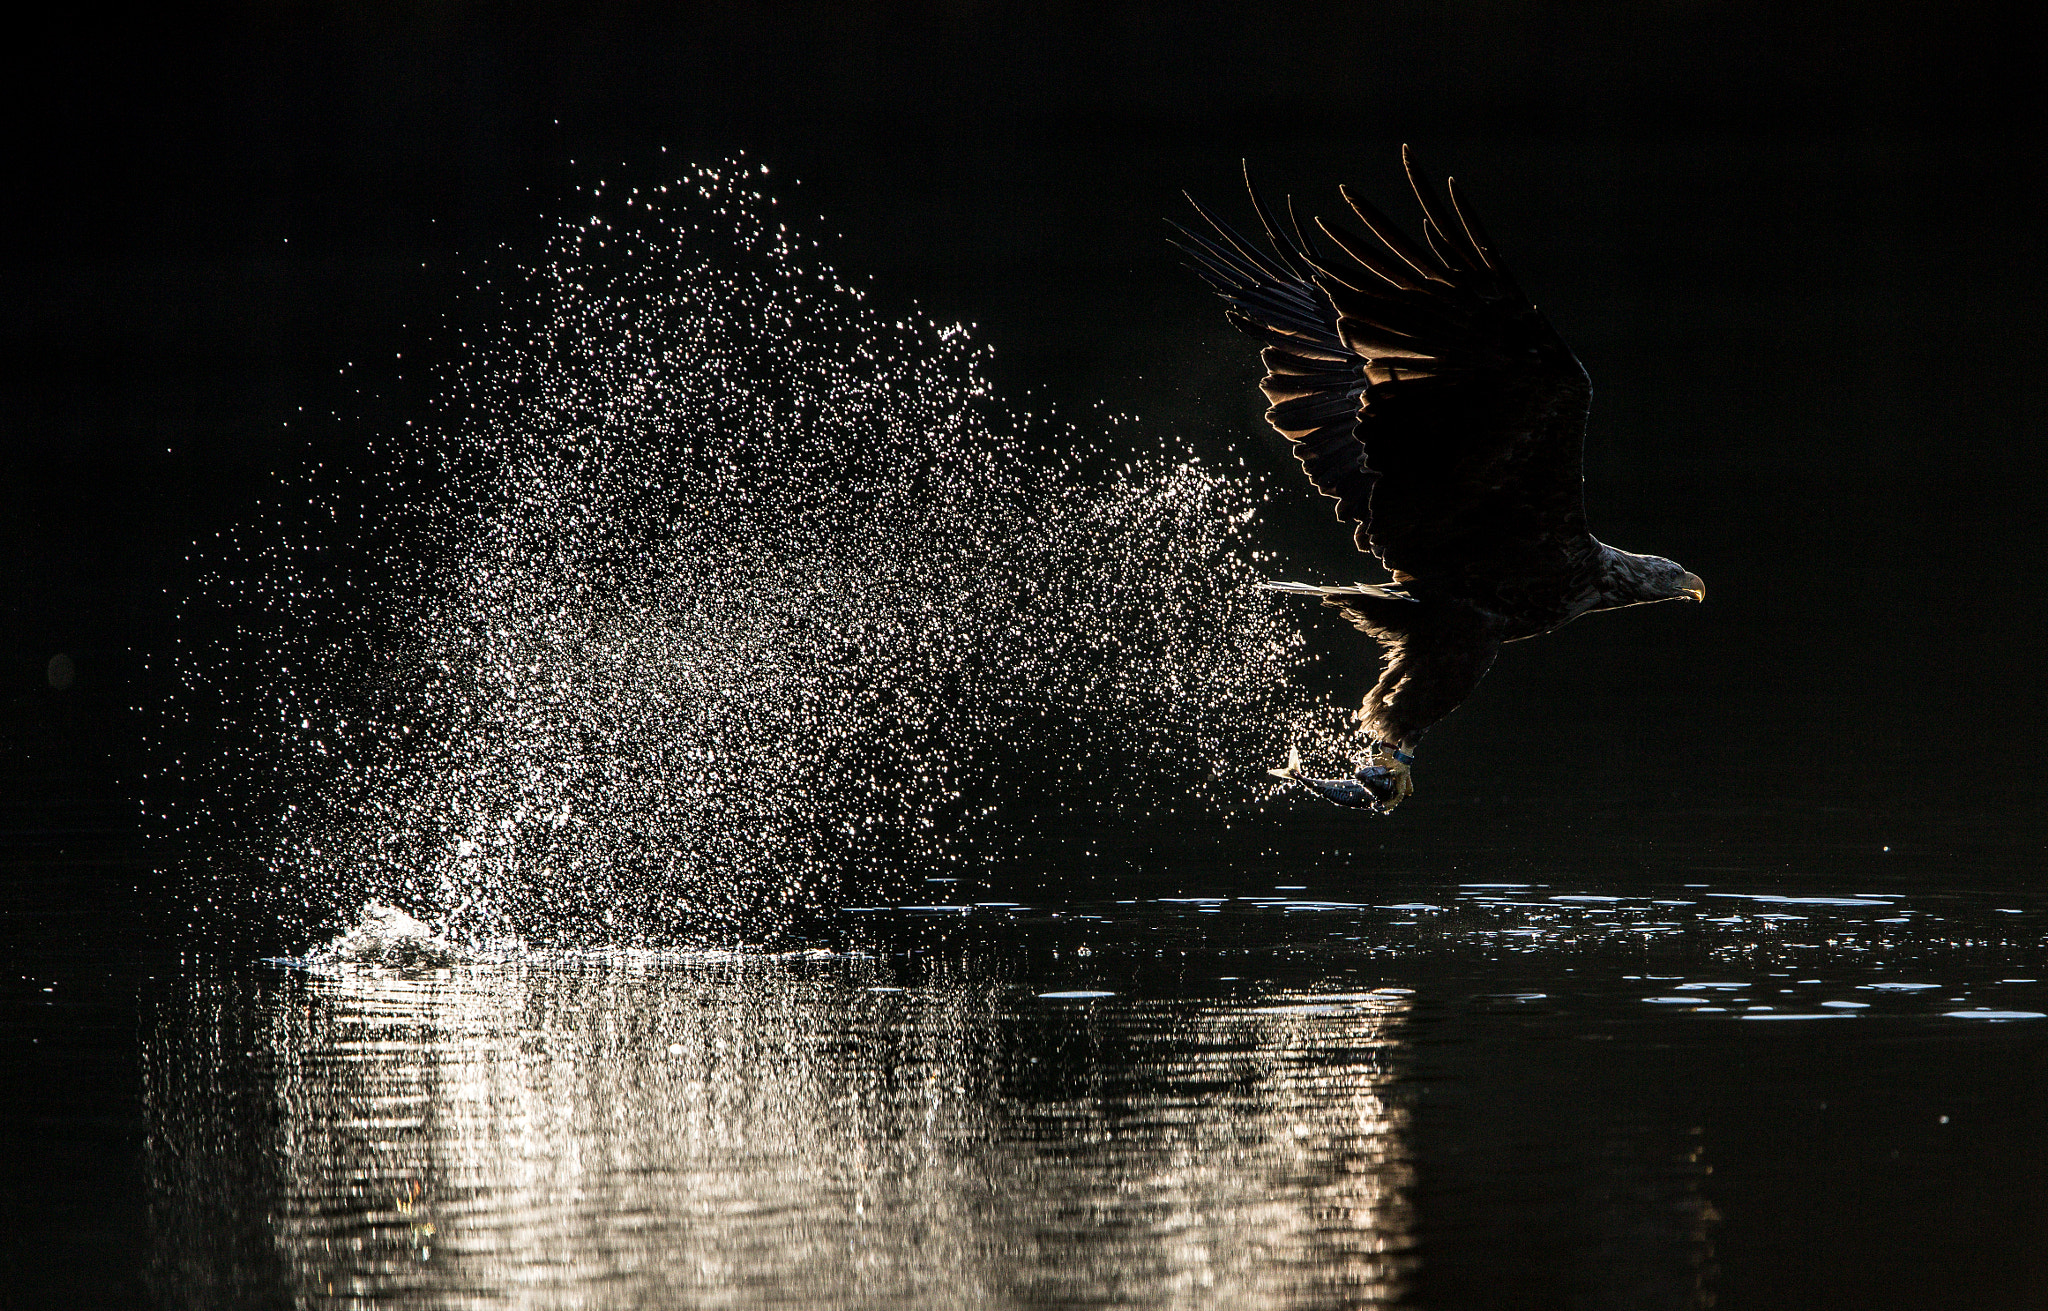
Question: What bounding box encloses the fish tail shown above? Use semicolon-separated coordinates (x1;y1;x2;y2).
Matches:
1267;743;1306;780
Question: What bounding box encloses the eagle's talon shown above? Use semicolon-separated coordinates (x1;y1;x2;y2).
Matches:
1356;744;1414;812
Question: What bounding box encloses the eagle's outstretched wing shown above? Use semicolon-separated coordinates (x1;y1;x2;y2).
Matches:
1174;147;1593;584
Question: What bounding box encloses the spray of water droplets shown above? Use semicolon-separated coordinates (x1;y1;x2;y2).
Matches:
171;162;1360;948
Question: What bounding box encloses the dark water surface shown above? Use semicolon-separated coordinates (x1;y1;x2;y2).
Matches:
10;795;2048;1309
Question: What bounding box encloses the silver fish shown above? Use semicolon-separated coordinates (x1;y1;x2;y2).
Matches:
1268;744;1414;814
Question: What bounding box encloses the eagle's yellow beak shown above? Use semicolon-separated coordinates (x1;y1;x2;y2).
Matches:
1679;572;1706;602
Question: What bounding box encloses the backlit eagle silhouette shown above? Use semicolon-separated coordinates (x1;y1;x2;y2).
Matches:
1176;148;1703;812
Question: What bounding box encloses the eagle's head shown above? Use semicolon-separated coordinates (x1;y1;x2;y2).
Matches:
1596;547;1706;610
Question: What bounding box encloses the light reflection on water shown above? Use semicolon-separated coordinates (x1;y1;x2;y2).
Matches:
141;880;2048;1308
148;950;1414;1308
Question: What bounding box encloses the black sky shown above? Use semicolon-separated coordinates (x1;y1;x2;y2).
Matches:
2;2;2041;807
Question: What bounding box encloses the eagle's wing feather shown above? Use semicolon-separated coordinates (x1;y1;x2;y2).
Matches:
1185;148;1592;583
1172;208;1379;528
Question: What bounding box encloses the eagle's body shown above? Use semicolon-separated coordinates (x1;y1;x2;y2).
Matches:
1177;149;1702;809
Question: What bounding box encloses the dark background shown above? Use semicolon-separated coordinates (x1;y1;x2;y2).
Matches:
2;5;2045;1306
5;0;2043;827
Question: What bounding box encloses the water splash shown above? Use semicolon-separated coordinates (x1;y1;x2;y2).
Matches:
173;161;1355;949
302;902;471;969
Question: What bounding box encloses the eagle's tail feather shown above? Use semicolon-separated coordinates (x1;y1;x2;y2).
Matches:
1258;579;1416;603
1267;743;1306;780
1260;579;1418;641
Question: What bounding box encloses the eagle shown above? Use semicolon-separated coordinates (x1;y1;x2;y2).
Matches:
1176;148;1703;811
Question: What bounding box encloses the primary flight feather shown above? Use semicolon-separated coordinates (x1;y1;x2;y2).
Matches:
1175;147;1703;811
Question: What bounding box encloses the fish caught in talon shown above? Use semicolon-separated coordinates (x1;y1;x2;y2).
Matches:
1268;743;1414;813
1364;743;1414;809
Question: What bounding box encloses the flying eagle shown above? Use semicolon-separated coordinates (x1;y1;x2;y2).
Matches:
1176;148;1703;811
